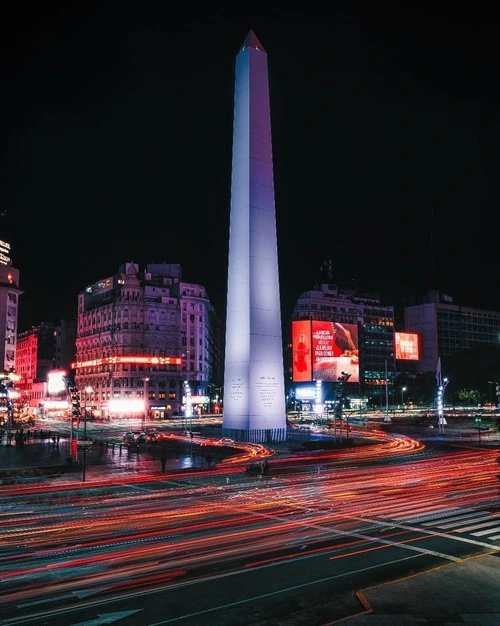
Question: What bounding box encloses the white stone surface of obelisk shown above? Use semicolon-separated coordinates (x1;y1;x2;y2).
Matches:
222;31;287;443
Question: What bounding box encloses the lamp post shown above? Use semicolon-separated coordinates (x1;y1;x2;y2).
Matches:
401;386;406;412
437;377;449;434
183;380;193;434
83;386;93;440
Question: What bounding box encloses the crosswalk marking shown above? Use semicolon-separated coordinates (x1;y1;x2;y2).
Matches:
426;513;500;530
383;505;500;544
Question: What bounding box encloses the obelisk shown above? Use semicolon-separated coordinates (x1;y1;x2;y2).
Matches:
222;31;287;443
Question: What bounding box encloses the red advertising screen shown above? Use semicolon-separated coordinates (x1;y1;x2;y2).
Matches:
292;320;312;382
311;320;359;383
395;332;419;360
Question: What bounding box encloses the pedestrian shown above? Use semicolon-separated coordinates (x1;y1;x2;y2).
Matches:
160;454;167;472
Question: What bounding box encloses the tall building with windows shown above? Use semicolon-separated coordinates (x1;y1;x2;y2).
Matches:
288;279;395;408
404;289;500;373
0;239;23;372
73;262;221;420
15;320;77;418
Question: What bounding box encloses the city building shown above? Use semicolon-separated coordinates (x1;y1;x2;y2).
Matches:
403;289;500;373
0;239;23;372
73;262;221;421
222;31;287;443
287;272;395;411
15;320;76;417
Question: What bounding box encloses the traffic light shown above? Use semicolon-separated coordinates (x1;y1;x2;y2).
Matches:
68;385;81;425
474;417;482;426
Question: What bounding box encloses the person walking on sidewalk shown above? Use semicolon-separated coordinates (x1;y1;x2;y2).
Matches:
160;453;167;472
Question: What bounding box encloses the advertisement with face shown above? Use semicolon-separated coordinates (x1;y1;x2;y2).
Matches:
292;320;312;382
311;321;359;383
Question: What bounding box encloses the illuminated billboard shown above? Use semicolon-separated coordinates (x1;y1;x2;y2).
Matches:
292;320;359;383
47;370;67;394
292;320;312;382
395;332;419;360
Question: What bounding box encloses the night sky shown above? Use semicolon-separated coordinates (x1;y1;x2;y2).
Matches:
2;3;499;332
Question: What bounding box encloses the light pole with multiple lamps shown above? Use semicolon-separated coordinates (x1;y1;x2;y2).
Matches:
437;377;449;434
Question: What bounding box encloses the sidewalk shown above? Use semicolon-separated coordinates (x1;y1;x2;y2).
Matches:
0;432;208;478
338;553;500;625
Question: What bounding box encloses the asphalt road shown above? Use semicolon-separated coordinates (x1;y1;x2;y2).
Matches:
0;426;498;625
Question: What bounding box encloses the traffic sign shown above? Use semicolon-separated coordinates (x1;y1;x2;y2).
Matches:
77;441;92;451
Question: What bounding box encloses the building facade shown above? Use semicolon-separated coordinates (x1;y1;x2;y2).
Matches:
0;239;22;372
404;289;500;373
15;320;76;417
73;262;221;421
288;280;395;409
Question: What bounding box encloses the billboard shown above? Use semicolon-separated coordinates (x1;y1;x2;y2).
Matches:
292;320;359;383
395;331;419;360
47;370;67;395
292;320;312;382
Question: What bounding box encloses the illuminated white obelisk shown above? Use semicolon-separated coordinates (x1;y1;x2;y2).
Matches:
222;31;287;443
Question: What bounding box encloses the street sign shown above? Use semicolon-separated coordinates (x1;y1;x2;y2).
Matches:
77;441;92;451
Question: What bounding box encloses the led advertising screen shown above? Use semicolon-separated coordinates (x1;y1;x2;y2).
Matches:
292;320;312;382
292;320;359;383
395;331;419;360
311;320;359;383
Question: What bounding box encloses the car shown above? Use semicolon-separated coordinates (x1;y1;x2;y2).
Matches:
123;431;146;444
217;438;234;445
145;431;159;443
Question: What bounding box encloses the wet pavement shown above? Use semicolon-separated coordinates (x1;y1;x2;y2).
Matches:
0;429;210;478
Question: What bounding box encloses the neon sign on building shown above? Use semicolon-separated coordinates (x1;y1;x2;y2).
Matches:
71;355;183;369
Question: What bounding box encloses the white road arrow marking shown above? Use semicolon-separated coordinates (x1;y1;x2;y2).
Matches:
71;610;142;625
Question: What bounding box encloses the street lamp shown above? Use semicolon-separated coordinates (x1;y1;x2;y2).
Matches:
401;386;407;412
83;386;93;440
183;381;193;432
